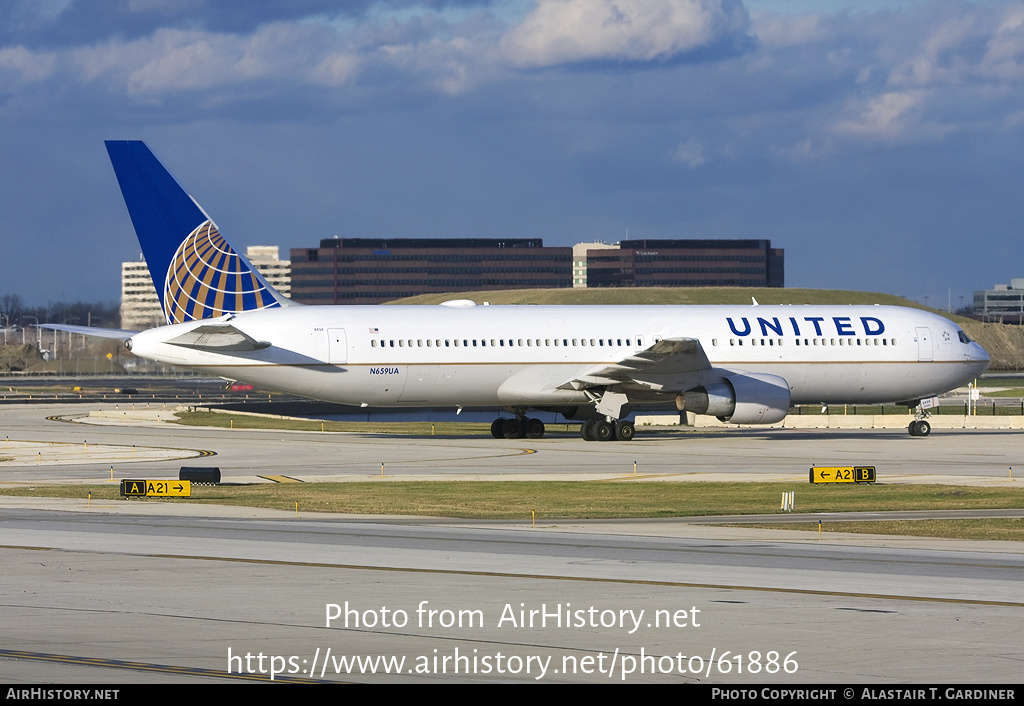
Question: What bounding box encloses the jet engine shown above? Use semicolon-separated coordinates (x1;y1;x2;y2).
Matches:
676;373;791;424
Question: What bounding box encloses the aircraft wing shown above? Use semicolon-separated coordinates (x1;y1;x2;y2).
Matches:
163;323;270;352
558;337;712;390
37;323;138;340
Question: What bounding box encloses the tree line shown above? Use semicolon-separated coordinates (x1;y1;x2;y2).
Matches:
0;294;120;330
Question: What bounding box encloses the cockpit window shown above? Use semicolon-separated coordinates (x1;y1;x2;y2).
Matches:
958;331;972;344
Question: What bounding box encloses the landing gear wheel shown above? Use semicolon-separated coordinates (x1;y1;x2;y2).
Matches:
525;418;545;439
908;420;931;436
502;418;523;439
594;421;615;441
615;421;635;441
580;420;596;441
491;418;505;439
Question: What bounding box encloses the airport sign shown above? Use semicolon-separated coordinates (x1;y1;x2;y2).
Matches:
809;466;876;484
120;479;192;497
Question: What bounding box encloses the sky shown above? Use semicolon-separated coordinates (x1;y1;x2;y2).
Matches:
1;0;1022;310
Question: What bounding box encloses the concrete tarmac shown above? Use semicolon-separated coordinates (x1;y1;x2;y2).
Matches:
2;404;1023;485
1;404;1023;683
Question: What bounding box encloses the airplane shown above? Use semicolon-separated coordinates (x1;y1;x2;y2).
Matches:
47;141;991;441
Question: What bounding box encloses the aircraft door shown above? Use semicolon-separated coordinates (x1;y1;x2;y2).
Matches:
328;328;348;364
915;327;932;362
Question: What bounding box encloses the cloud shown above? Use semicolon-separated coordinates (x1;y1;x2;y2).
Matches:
751;10;826;50
501;0;750;68
69;23;360;96
0;45;57;84
833;91;924;138
671;137;706;167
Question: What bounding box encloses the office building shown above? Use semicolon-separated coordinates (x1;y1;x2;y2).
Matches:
586;239;784;288
974;279;1024;323
290;238;572;305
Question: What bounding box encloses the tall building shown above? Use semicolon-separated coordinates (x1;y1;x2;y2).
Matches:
120;246;290;329
586;239;784;289
572;241;619;288
290;238;572;305
974;279;1024;324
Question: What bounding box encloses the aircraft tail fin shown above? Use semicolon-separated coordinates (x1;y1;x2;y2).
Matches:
105;140;292;325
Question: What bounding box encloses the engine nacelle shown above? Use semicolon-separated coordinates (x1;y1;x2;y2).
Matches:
675;373;791;425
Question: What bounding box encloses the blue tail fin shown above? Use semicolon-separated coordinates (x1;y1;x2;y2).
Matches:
105;140;289;325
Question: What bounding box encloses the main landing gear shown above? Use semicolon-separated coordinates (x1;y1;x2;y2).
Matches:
491;416;546;439
580;419;635;442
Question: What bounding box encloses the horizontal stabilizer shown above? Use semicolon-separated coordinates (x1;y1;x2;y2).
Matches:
38;323;138;340
164;324;270;352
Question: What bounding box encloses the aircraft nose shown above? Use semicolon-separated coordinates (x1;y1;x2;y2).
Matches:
969;342;990;374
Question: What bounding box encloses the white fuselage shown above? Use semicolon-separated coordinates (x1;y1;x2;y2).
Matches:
128;304;990;415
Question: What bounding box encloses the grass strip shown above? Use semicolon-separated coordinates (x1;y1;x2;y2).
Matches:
172;412;512;435
3;481;1022;522
738;519;1024;541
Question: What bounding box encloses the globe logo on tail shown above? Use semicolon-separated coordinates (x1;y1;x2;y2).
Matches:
162;220;280;324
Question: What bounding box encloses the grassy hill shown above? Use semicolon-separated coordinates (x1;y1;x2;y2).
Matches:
392;286;952;310
391;287;1022;370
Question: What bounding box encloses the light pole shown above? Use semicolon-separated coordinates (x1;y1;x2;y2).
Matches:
22;316;38;350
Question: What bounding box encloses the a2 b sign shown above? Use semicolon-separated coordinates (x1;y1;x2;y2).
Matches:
809;466;876;484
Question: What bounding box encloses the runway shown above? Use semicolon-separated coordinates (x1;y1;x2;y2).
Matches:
1;404;1023;683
